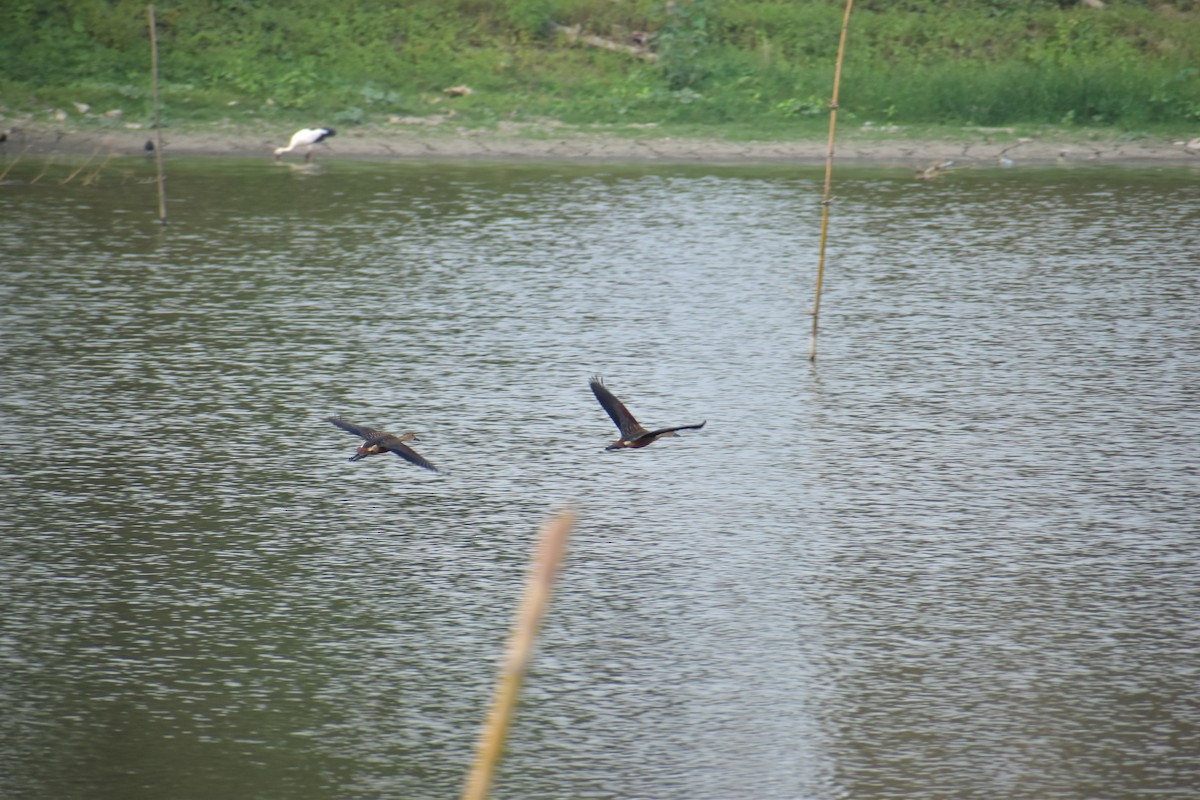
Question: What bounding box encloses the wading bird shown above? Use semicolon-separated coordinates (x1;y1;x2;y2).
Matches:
327;417;439;472
589;376;705;450
274;127;336;161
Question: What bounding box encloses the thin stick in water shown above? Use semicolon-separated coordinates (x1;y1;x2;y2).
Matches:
60;150;97;185
30;155;56;185
0;146;30;182
809;0;854;363
148;4;167;225
461;507;576;800
82;153;115;186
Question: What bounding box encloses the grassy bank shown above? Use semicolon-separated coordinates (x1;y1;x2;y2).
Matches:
2;1;1198;141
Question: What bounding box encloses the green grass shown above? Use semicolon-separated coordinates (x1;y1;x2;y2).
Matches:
2;1;1198;137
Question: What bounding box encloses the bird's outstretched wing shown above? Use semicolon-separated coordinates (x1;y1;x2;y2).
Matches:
327;417;383;440
645;421;707;439
590;377;649;440
382;438;439;473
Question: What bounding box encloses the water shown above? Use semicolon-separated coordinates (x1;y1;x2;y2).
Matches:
2;155;1198;800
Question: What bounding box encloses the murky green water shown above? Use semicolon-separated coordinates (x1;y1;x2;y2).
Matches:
2;154;1198;800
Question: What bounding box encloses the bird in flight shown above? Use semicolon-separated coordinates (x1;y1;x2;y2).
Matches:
589;376;705;450
327;417;439;472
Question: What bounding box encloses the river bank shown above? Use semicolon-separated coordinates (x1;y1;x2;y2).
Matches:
4;119;1200;167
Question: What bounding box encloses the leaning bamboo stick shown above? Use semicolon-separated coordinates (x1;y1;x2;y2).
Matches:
60;150;97;185
30;155;56;185
809;0;854;363
82;153;115;186
0;146;30;182
461;507;576;800
148;4;167;225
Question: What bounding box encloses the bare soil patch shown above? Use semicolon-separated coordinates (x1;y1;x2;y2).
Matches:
5;120;1199;167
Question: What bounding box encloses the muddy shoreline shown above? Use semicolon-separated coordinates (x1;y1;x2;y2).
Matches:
4;121;1199;167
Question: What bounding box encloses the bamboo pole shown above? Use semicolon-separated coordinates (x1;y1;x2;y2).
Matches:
60;151;96;185
809;0;854;363
82;153;115;186
461;508;576;800
30;155;56;185
148;4;167;225
0;146;30;182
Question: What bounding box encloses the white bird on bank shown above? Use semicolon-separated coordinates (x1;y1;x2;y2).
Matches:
273;127;336;161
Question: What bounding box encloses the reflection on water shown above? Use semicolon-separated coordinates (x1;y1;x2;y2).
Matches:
2;156;1198;800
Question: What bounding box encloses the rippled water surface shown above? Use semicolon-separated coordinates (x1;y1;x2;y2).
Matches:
2;155;1198;800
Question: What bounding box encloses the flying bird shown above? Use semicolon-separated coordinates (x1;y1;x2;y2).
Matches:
589;376;705;450
274;127;336;161
327;417;439;472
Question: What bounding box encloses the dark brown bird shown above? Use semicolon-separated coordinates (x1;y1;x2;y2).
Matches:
590;376;706;450
327;417;439;472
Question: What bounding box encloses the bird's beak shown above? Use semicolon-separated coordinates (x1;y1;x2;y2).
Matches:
349;452;365;462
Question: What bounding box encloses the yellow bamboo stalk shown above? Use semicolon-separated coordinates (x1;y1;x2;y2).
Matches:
148;5;167;225
82;153;115;186
461;507;576;800
30;155;56;185
0;146;30;182
809;0;854;363
60;151;97;185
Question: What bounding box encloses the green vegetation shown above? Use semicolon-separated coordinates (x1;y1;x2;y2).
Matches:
2;0;1198;138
